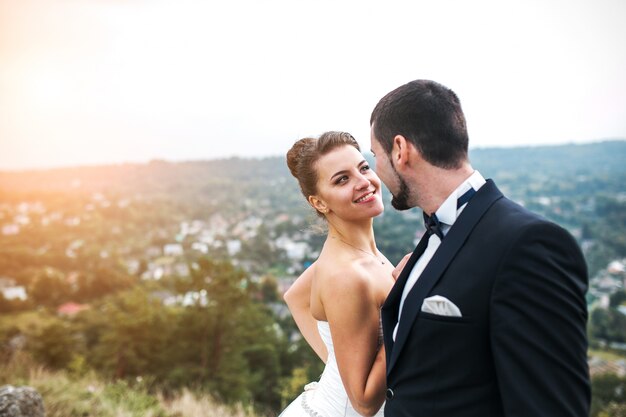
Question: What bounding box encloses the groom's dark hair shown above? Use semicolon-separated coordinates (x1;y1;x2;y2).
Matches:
370;79;469;169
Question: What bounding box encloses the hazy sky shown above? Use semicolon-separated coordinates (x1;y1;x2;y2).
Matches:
1;0;625;170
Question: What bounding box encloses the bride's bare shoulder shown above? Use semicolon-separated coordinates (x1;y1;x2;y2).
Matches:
314;257;375;295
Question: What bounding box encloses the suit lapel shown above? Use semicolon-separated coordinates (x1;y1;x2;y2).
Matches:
386;180;503;375
381;233;429;368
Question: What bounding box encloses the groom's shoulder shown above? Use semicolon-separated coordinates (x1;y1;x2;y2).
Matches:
489;193;577;244
485;182;549;225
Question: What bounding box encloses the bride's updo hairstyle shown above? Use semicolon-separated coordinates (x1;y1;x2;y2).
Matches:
286;131;361;216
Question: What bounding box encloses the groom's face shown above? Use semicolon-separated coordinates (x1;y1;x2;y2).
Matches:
370;131;412;211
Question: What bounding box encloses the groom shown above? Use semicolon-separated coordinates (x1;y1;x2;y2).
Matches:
370;80;590;417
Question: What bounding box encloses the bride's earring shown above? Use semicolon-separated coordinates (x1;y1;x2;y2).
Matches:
309;195;329;215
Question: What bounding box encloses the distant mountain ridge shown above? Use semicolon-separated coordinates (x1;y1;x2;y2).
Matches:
1;140;625;192
469;139;626;178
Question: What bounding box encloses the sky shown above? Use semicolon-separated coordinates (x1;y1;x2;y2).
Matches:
1;0;625;171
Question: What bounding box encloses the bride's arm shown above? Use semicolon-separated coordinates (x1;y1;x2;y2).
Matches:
284;265;328;363
322;268;386;417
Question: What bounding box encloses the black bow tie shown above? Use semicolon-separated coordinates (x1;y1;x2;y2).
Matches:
423;211;445;240
423;188;476;240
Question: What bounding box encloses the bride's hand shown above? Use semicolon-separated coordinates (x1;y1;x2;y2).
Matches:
392;253;412;281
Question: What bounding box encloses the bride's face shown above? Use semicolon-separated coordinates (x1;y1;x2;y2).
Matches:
310;145;384;221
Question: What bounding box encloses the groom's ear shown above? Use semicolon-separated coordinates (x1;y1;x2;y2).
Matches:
308;195;329;214
392;134;412;168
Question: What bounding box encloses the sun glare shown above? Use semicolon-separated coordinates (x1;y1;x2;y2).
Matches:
25;71;67;110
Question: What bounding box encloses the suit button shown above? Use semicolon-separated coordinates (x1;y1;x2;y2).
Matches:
386;388;394;400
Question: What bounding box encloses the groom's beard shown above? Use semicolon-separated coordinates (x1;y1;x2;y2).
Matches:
390;169;412;211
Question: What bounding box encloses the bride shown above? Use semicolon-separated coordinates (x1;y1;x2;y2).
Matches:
281;131;394;417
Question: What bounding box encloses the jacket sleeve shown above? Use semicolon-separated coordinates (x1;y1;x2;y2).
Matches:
490;221;590;416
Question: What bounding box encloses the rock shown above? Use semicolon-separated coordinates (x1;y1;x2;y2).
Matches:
0;385;45;417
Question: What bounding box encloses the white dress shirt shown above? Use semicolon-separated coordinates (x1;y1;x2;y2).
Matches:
392;170;486;341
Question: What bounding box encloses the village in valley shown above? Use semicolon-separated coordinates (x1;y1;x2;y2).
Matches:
1;141;626;414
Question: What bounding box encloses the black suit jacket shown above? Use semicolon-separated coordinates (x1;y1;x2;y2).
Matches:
381;180;590;417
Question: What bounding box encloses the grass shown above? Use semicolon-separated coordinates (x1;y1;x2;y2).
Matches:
589;348;626;362
160;390;254;417
1;352;259;417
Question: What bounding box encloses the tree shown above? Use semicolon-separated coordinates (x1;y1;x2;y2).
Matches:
609;290;626;308
591;373;626;417
590;308;626;344
29;320;76;369
258;274;280;303
74;266;135;302
28;268;72;308
84;287;173;379
75;257;288;413
170;258;286;410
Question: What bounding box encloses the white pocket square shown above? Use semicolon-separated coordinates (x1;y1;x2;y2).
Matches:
421;295;462;317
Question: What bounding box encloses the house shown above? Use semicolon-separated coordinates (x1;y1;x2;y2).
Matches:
608;260;625;275
208;214;229;235
179;220;205;237
164;243;184;256
191;242;209;254
161;290;208;307
2;286;27;301
198;230;216;245
141;263;164;280
232;215;262;239
275;236;309;260
0;277;27;301
226;239;242;256
57;302;89;316
2;224;19;235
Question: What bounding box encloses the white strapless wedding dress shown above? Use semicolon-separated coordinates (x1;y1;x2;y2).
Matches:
279;320;385;417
